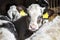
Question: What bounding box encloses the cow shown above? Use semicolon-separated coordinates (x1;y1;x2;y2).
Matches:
5;0;48;40
7;5;27;21
27;3;48;31
0;15;18;40
13;16;34;40
13;3;48;40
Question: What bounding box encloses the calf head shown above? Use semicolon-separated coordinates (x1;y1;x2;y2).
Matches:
8;5;27;21
27;4;46;31
27;0;48;31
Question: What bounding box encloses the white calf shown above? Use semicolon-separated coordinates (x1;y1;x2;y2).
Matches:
27;4;45;31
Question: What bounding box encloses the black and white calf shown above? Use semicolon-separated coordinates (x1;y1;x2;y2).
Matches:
0;15;18;40
13;3;48;40
6;0;48;40
13;16;34;40
7;5;33;40
7;5;27;21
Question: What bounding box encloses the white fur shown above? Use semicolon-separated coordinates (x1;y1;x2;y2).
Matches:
0;28;16;40
7;5;21;21
0;20;16;40
27;4;45;31
0;20;9;25
25;16;60;40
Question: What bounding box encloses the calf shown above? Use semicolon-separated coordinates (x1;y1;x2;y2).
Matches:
7;5;27;21
27;4;47;31
0;15;18;40
7;0;48;40
13;16;34;40
13;3;48;40
7;5;34;40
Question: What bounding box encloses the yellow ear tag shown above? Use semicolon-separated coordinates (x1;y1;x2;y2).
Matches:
43;12;49;18
20;10;27;16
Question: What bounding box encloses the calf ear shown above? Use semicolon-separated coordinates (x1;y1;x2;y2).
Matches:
20;10;28;16
38;0;48;7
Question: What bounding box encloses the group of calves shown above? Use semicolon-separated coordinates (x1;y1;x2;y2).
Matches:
0;1;58;40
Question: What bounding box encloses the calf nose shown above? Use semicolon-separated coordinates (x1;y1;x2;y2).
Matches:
29;24;38;31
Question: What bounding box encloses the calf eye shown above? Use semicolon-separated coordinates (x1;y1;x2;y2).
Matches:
27;17;31;22
37;16;42;24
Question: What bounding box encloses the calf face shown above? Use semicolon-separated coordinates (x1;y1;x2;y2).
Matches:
27;4;46;31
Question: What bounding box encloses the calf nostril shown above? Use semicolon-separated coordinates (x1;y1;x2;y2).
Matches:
29;24;36;29
30;25;33;28
29;24;38;31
